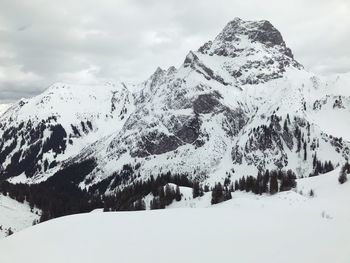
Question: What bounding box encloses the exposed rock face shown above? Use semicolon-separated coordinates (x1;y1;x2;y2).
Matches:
0;18;349;192
193;93;221;114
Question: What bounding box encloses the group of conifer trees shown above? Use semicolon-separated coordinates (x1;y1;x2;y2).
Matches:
150;184;182;209
309;154;334;177
211;169;297;204
211;183;232;204
0;179;102;223
101;172;193;211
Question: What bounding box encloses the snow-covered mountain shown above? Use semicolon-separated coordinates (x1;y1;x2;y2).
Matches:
0;82;132;182
1;18;349;193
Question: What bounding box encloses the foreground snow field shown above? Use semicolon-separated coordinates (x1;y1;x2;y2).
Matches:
0;169;349;263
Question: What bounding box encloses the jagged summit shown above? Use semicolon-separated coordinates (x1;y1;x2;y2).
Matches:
199;18;294;58
219;18;292;57
146;19;301;87
195;18;302;85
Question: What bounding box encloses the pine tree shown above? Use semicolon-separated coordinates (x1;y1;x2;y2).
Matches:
245;176;253;192
165;184;175;205
338;165;348;184
211;183;224;204
239;177;246;191
325;161;334;173
309;189;314;197
175;185;181;201
313;153;317;168
263;170;270;193
283;119;288;132
224;187;232;201
192;181;203;198
6;228;13;236
297;136;301;153
256;172;264;194
269;173;278;195
286;169;297;188
224;177;231;187
234;180;239;191
279;170;296;192
158;186;165;200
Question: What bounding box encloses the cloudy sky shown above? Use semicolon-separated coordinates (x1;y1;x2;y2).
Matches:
0;0;349;103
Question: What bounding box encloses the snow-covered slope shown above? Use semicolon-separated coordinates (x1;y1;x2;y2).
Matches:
0;82;132;182
0;104;11;116
0;194;40;238
0;169;349;263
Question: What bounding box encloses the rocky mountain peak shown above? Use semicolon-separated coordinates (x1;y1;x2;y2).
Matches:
145;67;166;88
196;18;302;85
166;66;177;75
198;18;294;59
220;18;285;46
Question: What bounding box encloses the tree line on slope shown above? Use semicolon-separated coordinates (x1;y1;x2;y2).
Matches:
0;158;102;222
101;168;297;210
212;169;297;204
101;172;193;211
0;162;297;223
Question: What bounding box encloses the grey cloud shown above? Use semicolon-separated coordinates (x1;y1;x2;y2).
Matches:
0;0;349;103
0;81;45;102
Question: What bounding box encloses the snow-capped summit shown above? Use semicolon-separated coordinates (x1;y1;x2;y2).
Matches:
208;18;293;57
197;18;302;85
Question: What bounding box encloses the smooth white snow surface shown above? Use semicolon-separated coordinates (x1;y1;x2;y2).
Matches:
0;104;10;116
0;169;349;263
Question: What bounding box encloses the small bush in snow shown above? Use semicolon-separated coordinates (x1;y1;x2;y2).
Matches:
6;227;13;236
338;163;349;184
338;173;347;184
309;189;314;197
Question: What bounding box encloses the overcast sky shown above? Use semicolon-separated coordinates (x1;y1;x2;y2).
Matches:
0;0;349;103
